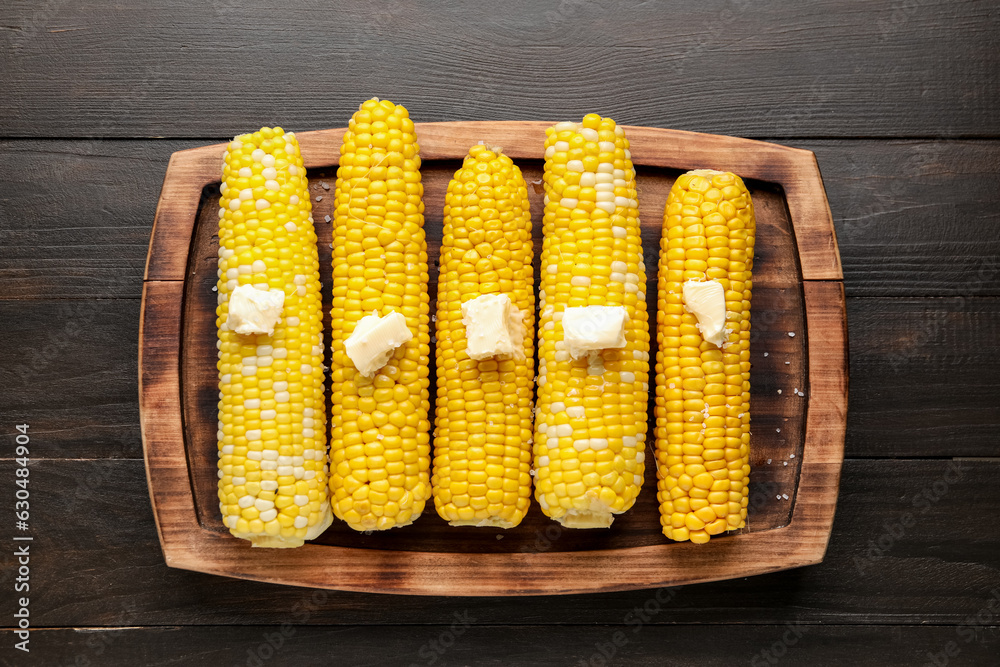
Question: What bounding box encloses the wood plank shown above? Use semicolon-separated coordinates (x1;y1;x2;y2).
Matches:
1;1;997;138
0;140;196;299
848;297;1000;457
802;140;1000;297
2;459;995;625
5;625;999;666
3;296;997;460
0;299;141;458
3;140;996;300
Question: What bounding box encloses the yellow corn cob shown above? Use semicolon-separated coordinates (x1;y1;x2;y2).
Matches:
654;170;755;543
431;144;535;528
533;114;650;528
216;127;332;548
328;98;431;531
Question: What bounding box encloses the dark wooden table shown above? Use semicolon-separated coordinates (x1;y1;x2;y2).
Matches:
1;1;998;665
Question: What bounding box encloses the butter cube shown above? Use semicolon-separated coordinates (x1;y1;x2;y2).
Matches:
682;279;727;347
461;294;523;361
227;284;285;336
344;311;413;378
562;306;628;360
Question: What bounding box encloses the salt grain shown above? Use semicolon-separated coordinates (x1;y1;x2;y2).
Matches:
790;454;795;459
767;458;772;464
324;215;331;223
777;389;782;394
315;195;323;202
782;493;789;500
320;181;330;190
788;332;795;337
764;352;769;357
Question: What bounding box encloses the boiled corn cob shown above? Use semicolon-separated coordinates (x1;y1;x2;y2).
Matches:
216;127;332;548
431;144;535;528
328;98;432;531
654;170;755;543
533;114;650;528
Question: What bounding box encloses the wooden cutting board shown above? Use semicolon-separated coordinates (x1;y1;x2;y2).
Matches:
140;121;847;595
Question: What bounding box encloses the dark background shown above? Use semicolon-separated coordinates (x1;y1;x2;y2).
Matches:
1;1;998;665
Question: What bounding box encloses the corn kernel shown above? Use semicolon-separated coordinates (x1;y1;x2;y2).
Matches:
217;127;332;548
329;100;431;532
654;170;755;543
535;116;649;529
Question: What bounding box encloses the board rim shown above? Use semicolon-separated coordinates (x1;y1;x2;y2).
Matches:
140;121;846;596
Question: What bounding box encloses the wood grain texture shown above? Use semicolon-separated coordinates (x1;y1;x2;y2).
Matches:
0;299;141;458
848;297;1000;458
0;140;180;299
2;459;996;627
1;1;997;138
0;0;995;656
5;624;999;666
4;140;998;299
2;297;997;460
806;140;1000;297
141;123;844;594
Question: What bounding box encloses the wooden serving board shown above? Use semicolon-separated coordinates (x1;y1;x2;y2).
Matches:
140;121;846;596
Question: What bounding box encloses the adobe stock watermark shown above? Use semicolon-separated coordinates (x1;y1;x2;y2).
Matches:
840;143;944;238
361;0;406;38
232;589;331;667
665;0;752;78
7;301;99;386
886;256;998;373
884;304;949;374
876;0;929;41
921;587;1000;667
575;586;683;667
854;461;964;576
750;619;809;666
63;460;120;514
544;0;603;29
759;81;833;135
519;519;565;553
61;599;141;666
216;0;323;19
408;610;476;666
747;479;782;515
2;0;72;53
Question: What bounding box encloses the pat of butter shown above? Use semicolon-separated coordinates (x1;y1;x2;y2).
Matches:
461;294;523;361
344;311;413;378
682;280;727;347
562;306;628;360
227;284;285;336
